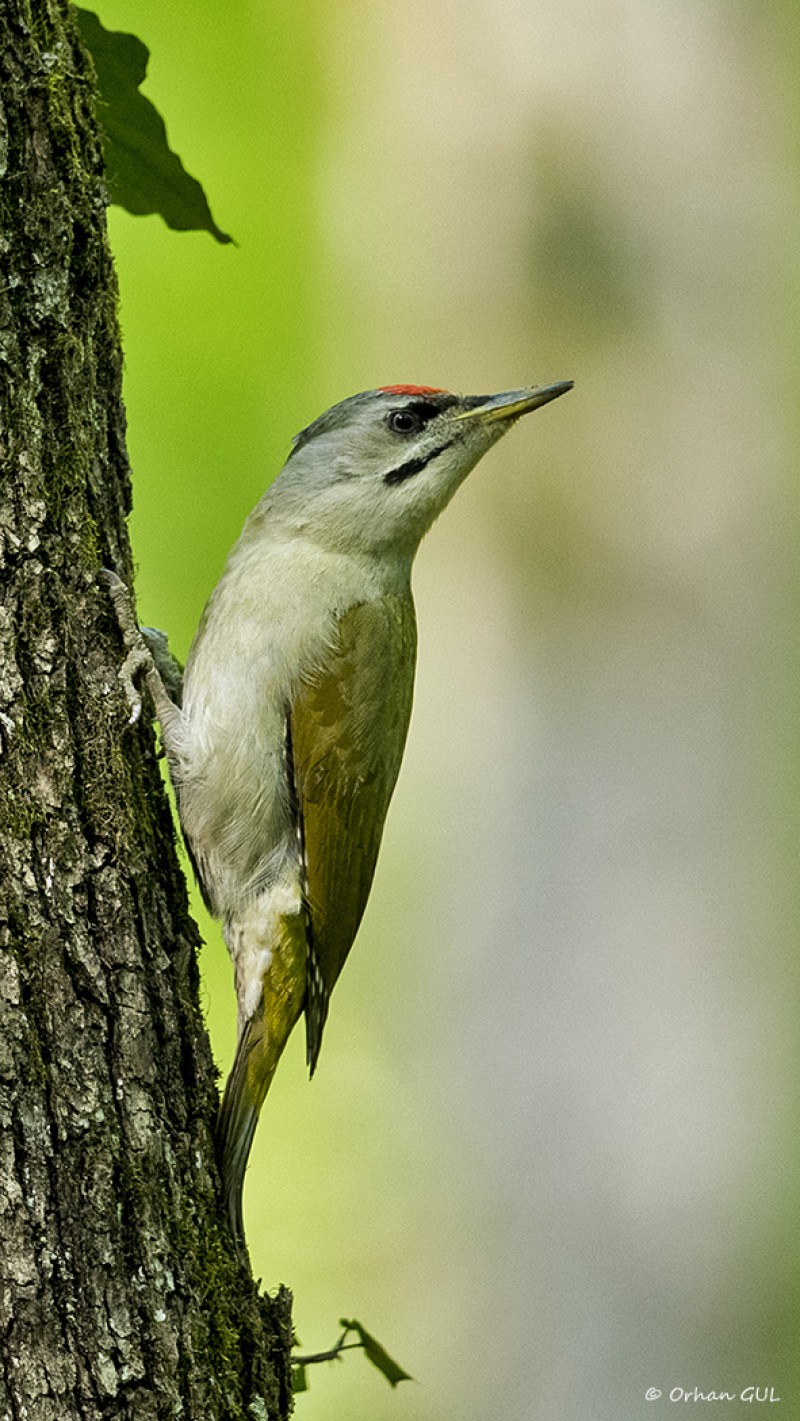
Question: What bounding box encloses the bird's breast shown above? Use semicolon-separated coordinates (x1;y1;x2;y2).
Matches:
175;533;408;916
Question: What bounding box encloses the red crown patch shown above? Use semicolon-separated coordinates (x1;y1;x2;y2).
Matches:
379;384;447;396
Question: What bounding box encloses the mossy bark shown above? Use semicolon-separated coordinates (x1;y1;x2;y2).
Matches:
0;3;292;1417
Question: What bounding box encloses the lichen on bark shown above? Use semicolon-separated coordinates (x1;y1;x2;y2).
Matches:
0;3;292;1417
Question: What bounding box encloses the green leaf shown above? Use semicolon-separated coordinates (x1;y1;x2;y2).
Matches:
339;1319;414;1389
75;8;233;244
291;1364;308;1394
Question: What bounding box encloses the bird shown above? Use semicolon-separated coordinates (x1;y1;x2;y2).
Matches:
105;379;573;1253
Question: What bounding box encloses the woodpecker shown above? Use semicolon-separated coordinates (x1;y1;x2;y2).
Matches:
105;380;573;1253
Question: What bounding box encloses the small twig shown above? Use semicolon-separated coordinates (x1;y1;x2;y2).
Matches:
292;1330;365;1367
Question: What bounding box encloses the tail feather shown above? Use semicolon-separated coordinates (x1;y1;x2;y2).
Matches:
217;907;308;1255
216;1010;275;1254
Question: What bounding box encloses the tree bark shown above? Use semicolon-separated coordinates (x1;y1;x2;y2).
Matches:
0;3;292;1417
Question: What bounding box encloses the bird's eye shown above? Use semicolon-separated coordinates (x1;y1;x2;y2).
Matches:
387;409;419;435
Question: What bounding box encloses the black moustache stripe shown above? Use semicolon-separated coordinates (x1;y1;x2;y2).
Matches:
384;438;455;486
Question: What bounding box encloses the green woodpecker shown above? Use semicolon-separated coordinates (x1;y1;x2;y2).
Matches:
106;380;572;1252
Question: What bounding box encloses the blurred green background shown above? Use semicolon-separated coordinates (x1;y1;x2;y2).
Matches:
92;1;799;1416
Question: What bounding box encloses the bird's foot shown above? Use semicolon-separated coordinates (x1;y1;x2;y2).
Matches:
101;568;155;726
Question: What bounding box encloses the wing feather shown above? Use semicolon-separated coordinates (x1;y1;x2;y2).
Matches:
290;594;417;1070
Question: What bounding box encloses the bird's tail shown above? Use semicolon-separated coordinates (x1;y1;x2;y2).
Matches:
216;910;307;1255
216;1010;273;1254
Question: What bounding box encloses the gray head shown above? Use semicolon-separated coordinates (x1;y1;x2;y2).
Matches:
253;382;573;559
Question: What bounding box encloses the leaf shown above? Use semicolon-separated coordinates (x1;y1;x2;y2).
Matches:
75;8;233;244
291;1365;308;1394
339;1319;414;1388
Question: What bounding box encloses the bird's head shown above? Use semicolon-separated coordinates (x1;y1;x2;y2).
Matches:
256;382;573;560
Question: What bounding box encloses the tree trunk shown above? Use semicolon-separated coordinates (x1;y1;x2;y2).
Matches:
0;3;292;1417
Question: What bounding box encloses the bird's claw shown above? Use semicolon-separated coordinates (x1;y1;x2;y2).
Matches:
119;647;151;726
101;567;154;727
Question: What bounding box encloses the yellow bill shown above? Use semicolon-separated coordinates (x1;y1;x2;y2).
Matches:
454;381;574;422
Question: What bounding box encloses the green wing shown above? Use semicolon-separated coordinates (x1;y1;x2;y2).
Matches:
290;594;417;1071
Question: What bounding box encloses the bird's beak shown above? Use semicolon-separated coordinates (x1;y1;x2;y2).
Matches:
454;381;574;423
